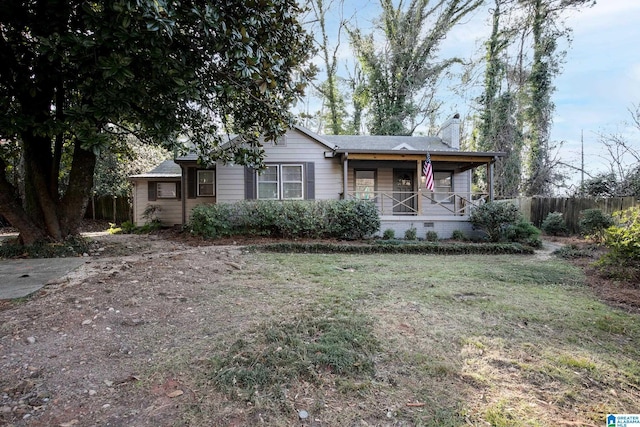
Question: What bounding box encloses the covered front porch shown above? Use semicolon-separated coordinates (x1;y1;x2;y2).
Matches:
337;150;501;238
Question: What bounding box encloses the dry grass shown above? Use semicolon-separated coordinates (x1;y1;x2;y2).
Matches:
169;252;640;426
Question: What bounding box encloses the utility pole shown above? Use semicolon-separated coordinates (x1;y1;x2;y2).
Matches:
581;129;584;188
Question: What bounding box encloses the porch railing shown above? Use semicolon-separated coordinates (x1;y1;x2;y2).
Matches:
347;191;489;216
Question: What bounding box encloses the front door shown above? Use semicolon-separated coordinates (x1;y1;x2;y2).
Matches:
393;169;415;214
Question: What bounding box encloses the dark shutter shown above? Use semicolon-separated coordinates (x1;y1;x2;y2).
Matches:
187;168;196;199
244;167;256;199
176;180;181;200
305;162;315;200
148;182;157;201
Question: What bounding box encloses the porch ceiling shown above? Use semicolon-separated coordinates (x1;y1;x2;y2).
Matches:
340;150;502;172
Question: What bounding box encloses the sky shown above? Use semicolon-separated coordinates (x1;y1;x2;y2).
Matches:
301;0;640;192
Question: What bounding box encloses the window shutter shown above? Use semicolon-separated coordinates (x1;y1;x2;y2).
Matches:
148;182;157;201
305;162;315;200
176;180;181;200
244;167;256;199
187;168;196;199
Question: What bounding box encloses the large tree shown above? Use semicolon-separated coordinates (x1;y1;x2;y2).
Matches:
0;0;313;244
474;0;594;196
519;0;595;195
475;0;523;197
349;0;483;136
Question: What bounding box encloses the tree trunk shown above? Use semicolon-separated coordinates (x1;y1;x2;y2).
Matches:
0;137;97;245
0;158;47;245
59;141;96;236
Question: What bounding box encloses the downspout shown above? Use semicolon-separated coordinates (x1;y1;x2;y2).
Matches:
181;164;187;225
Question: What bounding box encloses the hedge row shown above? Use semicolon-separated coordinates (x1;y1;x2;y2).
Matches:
187;199;380;240
249;242;535;255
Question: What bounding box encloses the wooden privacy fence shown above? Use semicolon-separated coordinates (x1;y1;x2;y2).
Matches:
85;196;132;223
501;197;638;234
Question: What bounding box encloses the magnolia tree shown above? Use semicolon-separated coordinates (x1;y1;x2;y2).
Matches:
0;0;314;244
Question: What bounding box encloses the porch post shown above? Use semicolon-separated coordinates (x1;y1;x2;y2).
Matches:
342;154;348;199
487;162;494;201
417;159;422;215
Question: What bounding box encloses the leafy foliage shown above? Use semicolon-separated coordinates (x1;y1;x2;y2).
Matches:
506;218;542;248
469;202;520;242
187;200;380;240
382;229;396;240
425;230;439;242
404;227;417;240
348;0;482;135
451;229;466;241
579;209;614;242
253;241;535;255
0;0;314;244
0;235;92;259
541;212;568;236
92;137;171;197
603;207;640;264
474;0;595;197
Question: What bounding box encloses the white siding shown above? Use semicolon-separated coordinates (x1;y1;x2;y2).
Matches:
217;128;343;203
216;164;245;203
131;179;182;226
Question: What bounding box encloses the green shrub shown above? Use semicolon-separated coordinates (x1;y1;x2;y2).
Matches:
252;242;535;255
187;200;380;240
506;219;542;248
425;230;438;242
120;220;137;233
469;202;520;242
579;209;614;242
541;212;568;236
603;207;640;264
451;230;466;241
382;229;395;240
188;203;234;238
404;227;417;240
0;235;91;259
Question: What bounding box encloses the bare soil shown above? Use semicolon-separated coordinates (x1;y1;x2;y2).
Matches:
1;228;639;426
1;229;251;426
543;235;640;314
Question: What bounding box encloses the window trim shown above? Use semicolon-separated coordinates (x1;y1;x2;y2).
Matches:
432;171;453;204
257;163;304;200
156;182;178;199
197;170;215;197
354;169;377;200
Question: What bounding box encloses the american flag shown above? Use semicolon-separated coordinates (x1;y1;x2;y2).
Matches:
423;152;434;191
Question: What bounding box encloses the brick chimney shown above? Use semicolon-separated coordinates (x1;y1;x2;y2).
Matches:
438;113;461;149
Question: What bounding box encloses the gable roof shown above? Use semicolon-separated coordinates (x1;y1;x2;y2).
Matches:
129;159;181;179
321;134;450;152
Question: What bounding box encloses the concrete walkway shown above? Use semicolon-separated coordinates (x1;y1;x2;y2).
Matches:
0;258;86;300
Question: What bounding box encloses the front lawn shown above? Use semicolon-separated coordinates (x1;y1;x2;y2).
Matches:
192;252;640;425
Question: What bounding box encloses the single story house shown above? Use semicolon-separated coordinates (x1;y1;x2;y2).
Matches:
129;117;503;238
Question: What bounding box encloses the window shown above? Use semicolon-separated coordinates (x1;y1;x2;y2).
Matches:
355;170;376;200
433;172;453;202
156;182;177;198
257;164;303;200
197;170;215;197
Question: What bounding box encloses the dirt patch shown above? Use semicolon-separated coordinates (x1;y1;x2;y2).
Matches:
544;235;640;314
0;231;250;426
